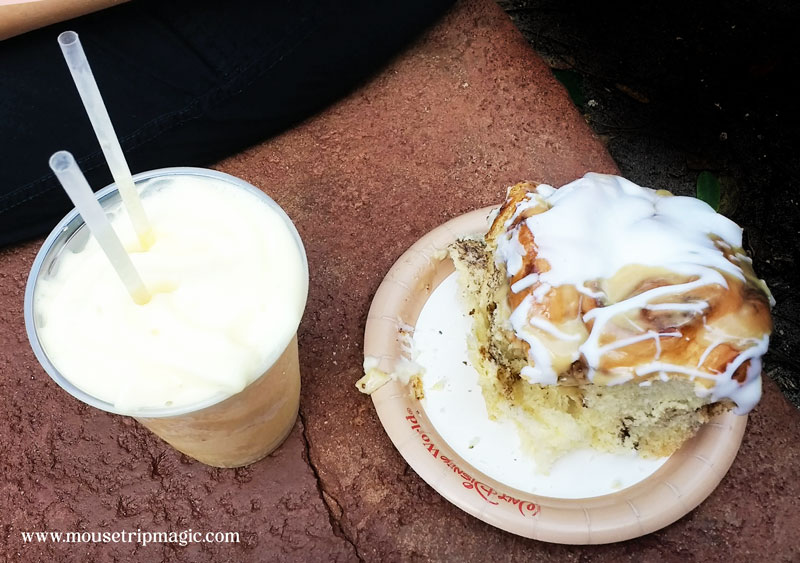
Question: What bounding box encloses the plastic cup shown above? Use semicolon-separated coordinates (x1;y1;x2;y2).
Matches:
24;167;309;468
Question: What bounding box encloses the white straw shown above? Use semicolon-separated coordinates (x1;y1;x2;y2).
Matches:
57;30;153;249
49;151;151;305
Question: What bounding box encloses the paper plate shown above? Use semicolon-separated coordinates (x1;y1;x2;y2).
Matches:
363;207;747;544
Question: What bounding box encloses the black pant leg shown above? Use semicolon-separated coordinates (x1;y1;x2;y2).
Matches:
0;0;454;246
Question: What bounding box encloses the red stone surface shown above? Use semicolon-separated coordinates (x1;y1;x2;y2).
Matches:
0;242;355;561
1;0;798;561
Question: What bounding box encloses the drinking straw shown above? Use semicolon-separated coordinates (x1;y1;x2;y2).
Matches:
57;30;153;249
49;151;151;305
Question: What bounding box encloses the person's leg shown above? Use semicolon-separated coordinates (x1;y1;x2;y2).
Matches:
0;0;454;246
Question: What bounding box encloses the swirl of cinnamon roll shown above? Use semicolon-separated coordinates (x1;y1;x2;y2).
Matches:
488;174;772;414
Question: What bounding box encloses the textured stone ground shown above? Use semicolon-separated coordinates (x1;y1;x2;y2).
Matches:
1;0;797;561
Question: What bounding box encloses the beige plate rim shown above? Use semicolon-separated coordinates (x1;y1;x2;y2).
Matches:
363;206;746;545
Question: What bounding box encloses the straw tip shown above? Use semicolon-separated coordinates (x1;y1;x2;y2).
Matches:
49;151;75;173
58;31;79;46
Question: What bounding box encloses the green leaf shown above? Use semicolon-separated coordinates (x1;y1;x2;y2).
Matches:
696;171;721;211
552;69;586;109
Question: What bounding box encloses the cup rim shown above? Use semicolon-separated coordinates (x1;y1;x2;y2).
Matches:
24;166;309;418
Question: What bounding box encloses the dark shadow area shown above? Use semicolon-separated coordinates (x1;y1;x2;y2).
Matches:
501;0;800;407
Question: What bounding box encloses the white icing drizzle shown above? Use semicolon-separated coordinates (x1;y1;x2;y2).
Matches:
496;232;527;277
622;316;645;333
532;283;551;302
696;338;725;368
511;273;539;293
598;330;682;359
633;334;767;413
494;173;771;412
580;277;711;370
643;301;709;313
510;295;558;385
528;317;584;342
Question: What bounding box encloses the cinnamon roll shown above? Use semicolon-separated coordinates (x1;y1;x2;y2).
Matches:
450;173;772;469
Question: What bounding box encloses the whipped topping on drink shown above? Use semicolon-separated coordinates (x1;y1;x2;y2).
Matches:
34;174;307;412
